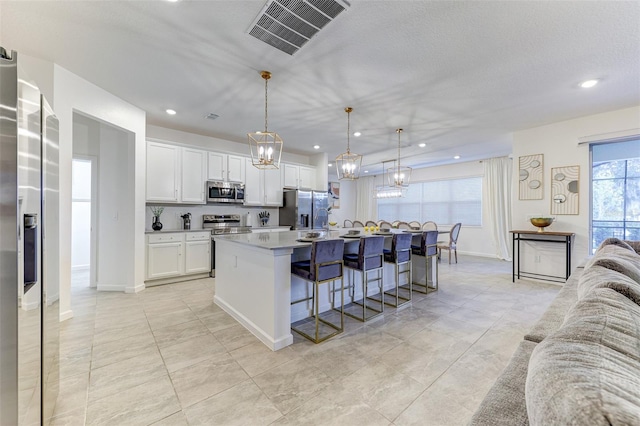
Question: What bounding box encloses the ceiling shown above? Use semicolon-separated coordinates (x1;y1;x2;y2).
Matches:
2;1;639;173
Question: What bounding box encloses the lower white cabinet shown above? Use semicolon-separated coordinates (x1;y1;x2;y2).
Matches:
146;231;210;281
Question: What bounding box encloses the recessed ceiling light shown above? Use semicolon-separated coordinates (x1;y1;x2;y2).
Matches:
418;143;426;148
454;155;460;159
167;0;179;2
353;132;362;137
166;109;176;115
364;170;369;173
328;163;333;167
580;79;599;88
313;145;320;149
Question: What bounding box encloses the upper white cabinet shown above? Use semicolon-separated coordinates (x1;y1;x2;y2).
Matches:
283;163;316;190
146;142;180;202
146;141;206;204
243;158;283;207
207;152;245;183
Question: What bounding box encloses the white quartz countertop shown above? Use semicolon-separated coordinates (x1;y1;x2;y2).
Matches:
145;229;211;234
213;228;409;250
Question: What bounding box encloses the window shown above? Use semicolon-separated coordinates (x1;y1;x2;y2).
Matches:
377;177;482;225
591;139;640;253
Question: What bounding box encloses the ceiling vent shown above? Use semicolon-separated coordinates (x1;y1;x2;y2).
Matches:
248;0;350;55
205;113;220;121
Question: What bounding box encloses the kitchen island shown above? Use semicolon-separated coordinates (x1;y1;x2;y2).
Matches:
213;229;434;350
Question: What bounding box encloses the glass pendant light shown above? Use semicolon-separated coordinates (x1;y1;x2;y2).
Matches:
248;70;283;169
387;128;412;188
335;107;362;180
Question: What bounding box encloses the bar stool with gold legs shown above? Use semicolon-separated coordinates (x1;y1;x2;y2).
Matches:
411;230;439;294
382;232;413;307
291;239;345;343
341;236;385;322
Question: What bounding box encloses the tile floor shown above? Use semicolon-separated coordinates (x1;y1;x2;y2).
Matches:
53;257;560;425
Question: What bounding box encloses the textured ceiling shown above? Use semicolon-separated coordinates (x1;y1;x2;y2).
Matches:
1;1;639;173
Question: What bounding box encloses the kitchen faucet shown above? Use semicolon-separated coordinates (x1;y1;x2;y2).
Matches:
314;207;330;233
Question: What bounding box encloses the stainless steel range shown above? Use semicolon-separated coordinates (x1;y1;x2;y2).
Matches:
204;214;252;277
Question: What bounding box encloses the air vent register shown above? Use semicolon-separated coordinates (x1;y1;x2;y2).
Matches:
248;0;349;55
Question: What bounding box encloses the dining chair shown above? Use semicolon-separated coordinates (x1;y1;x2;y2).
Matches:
291;239;345;343
411;230;439;293
353;220;365;227
391;221;400;227
365;220;377;227
422;221;438;231
378;221;393;228
437;222;462;264
343;220;354;228
396;222;411;230
408;221;421;229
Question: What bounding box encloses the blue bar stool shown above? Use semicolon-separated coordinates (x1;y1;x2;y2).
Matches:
383;232;413;307
411;230;439;293
291;239;345;343
342;236;385;322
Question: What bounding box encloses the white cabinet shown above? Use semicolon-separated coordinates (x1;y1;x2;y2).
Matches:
146;141;206;204
146;142;179;202
181;148;207;203
146;232;211;281
208;152;245;183
282;163;316;190
243;158;283;207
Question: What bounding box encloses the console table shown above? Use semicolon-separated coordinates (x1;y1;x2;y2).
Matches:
510;230;575;283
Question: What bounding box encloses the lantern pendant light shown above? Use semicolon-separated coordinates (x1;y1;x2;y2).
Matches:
387;128;412;188
248;70;283;169
335;107;362;180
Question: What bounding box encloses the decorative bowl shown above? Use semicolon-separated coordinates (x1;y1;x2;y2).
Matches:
380;228;391;233
306;231;321;239
410;226;420;230
530;217;554;232
348;229;360;235
329;221;337;226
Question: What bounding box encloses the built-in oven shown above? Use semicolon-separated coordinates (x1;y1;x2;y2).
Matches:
207;181;245;204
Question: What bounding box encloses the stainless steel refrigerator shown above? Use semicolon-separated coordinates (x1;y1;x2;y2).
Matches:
1;47;60;426
279;189;329;230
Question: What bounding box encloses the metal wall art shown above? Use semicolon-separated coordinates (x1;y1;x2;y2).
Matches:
551;165;579;215
519;154;543;200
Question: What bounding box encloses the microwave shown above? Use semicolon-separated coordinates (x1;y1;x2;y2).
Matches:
207;181;245;204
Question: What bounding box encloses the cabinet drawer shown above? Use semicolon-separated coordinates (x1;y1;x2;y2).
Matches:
148;233;181;244
186;232;211;241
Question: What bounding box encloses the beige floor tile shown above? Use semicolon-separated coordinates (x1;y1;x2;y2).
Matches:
199;310;240;333
273;394;390;426
50;407;86;426
85;375;180;426
90;331;157;370
152;319;211;349
170;352;249;408
150;410;189;425
183;380;283;425
394;380;474;426
146;307;199;331
213;323;261;351
229;341;300;377
88;348;167;402
159;333;226;373
51;372;89;418
253;358;333;414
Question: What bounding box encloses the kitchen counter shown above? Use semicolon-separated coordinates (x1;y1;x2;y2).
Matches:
145;229;210;234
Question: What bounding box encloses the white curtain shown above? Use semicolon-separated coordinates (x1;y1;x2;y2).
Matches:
355;176;377;222
484;157;512;260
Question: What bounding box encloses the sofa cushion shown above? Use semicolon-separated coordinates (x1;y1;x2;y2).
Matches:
524;268;582;343
526;288;640;425
469;340;537;426
578;247;640;306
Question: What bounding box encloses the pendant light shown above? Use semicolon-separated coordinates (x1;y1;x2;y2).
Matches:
335;107;362;180
382;128;412;195
248;70;283;169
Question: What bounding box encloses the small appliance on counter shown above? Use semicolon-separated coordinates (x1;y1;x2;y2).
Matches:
180;213;192;230
203;214;253;277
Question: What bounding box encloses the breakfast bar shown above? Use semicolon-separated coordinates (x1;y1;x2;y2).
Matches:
213;229;435;350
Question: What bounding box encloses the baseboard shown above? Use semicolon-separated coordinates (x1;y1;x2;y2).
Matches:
125;283;145;293
145;273;210;287
71;265;89;271
60;310;73;321
214;295;293;351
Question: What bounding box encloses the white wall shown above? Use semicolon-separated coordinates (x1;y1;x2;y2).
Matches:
54;64;146;320
512;105;640;277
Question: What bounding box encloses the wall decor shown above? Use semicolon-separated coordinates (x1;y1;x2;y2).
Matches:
519;154;544;200
551;165;579;215
329;181;340;209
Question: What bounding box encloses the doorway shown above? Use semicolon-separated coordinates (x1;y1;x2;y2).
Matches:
71;157;96;288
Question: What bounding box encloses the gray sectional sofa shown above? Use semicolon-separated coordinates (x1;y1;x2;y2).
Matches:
470;238;640;425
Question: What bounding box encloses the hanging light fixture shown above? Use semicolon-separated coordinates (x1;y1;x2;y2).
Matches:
248;70;283;169
387;128;412;188
375;160;404;199
335;107;362;180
